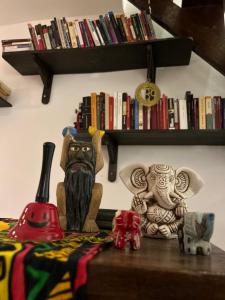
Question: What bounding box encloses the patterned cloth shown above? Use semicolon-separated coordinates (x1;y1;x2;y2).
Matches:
0;219;112;300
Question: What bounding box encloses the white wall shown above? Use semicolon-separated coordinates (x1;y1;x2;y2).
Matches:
0;1;225;251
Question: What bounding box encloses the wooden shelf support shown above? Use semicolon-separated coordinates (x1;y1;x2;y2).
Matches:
146;44;156;82
33;55;53;104
105;134;118;182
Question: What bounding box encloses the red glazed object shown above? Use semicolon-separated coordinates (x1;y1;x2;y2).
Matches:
8;203;64;241
8;142;64;241
113;210;141;250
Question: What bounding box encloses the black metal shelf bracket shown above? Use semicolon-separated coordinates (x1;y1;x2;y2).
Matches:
105;134;118;182
33;55;53;104
146;44;156;82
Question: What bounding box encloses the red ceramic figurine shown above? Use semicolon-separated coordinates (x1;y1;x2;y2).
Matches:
112;210;141;250
8;142;64;241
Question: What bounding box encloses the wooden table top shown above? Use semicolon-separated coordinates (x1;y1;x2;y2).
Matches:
87;238;225;300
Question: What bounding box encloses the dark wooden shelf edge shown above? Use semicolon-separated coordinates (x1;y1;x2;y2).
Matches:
77;130;225;145
0;98;12;107
2;37;193;76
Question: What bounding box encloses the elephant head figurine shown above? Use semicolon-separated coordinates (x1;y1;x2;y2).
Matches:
119;163;204;239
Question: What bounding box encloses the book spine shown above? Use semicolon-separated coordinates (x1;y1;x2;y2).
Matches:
83;19;95;47
62;17;72;48
168;98;175;129
193;98;199;130
126;95;131;130
92;20;104;45
146;12;156;38
162;94;168;129
116;16;127;42
122;92;127;130
113;92;118;130
99;15;112;44
135;13;145;40
205;96;213;129
109;96;114;130
35;24;45;50
221;98;225;129
82;96;91;129
42;27;52;50
79;21;89;47
131;15;141;40
96;94;101;129
147;107;151;130
68;21;77;48
143;106;148;129
88;20;101;46
174;98;179;129
105;93;109;130
91;92;97;128
108;11;123;43
28;23;39;50
130;99;134;129
138;102;143;130
117;92;123;130
50;20;61;48
55;18;66;48
151;104;157;129
100;92;105;130
74;20;84;48
96;19;109;45
178;99;188;129
134;99;139;129
199;96;206;129
104;15;118;44
141;11;151;40
121;14;132;42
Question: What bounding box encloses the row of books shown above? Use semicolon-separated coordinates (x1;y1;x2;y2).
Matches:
74;92;225;131
0;80;11;103
1;39;33;52
26;10;155;51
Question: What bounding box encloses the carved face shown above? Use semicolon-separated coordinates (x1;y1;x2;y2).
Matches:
68;141;95;167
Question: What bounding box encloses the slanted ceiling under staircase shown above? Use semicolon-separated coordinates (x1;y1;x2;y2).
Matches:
128;0;225;77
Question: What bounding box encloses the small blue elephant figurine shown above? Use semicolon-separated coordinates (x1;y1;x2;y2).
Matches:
178;212;215;255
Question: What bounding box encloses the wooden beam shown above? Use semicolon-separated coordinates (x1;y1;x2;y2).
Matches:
129;0;225;77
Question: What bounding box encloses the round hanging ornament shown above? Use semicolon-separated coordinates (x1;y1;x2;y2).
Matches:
135;81;161;107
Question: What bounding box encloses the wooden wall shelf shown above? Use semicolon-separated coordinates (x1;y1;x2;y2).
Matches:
88;238;225;300
77;129;225;182
2;37;193;104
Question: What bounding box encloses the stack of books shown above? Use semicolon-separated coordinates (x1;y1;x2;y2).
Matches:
1;39;33;52
0;80;12;106
74;91;225;131
26;10;155;50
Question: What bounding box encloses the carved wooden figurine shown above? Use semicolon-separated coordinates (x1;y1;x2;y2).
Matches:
120;164;204;239
178;212;215;255
57;127;104;232
113;210;141;250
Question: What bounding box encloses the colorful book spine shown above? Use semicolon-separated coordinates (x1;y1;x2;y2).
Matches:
199;96;206;129
91;92;97;128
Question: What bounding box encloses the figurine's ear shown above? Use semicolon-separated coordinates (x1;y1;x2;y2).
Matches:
119;164;149;195
60;134;73;171
91;130;104;174
175;167;204;199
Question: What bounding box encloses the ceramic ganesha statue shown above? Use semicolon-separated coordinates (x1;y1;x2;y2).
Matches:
119;164;204;239
57;126;104;232
113;210;141;250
